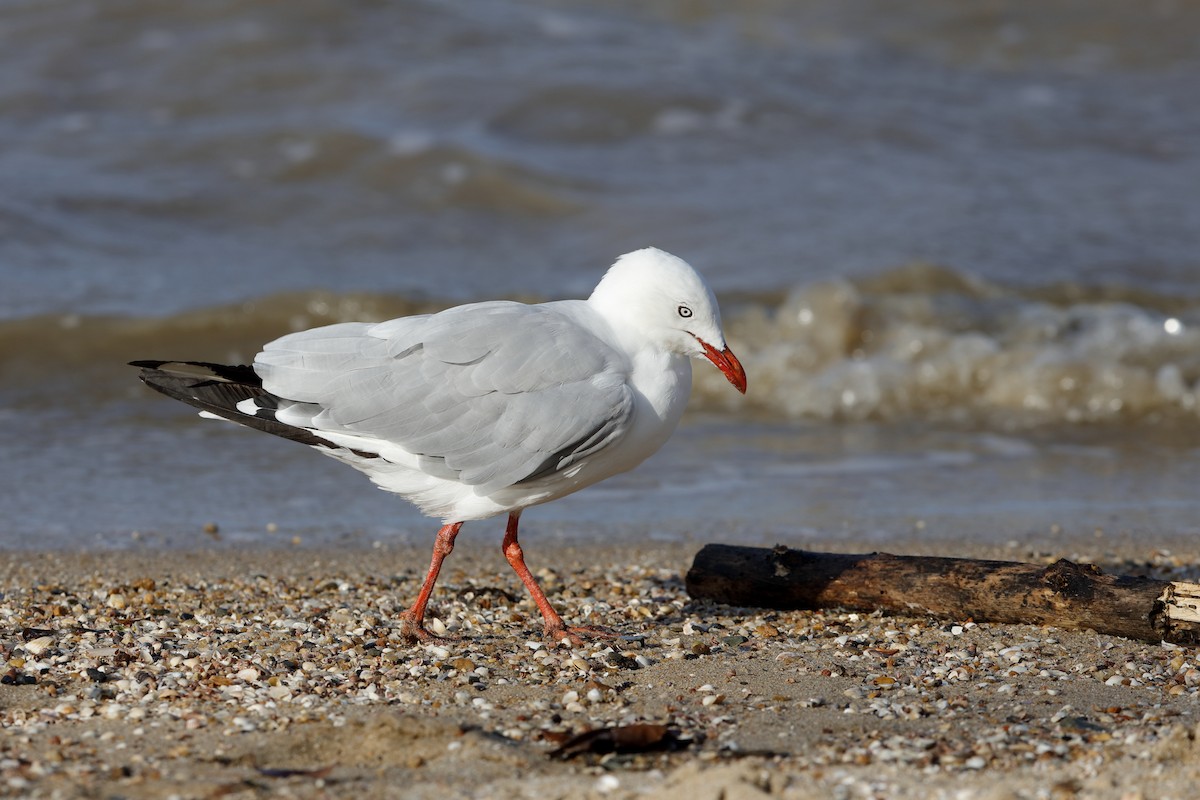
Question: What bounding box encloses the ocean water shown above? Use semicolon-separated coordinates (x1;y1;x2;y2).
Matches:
3;0;1200;551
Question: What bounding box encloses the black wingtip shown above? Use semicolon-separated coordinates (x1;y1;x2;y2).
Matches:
130;360;261;385
131;358;348;454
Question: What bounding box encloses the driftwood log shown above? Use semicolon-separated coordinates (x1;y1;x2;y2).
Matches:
685;544;1200;646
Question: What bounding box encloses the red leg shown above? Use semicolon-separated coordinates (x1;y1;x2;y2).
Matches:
399;521;462;642
501;512;613;645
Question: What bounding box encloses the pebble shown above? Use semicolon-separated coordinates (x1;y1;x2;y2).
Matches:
595;774;621;793
0;548;1198;794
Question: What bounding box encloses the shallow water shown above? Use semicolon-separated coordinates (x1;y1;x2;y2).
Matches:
10;409;1200;553
3;1;1199;550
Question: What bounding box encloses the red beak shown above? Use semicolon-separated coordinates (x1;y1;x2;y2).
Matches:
697;338;747;394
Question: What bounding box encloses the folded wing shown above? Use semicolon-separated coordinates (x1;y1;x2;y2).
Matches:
254;302;634;493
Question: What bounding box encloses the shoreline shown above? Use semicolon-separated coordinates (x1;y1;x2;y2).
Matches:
3;538;1200;798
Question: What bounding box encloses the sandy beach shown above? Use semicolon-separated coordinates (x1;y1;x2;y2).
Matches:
2;536;1200;799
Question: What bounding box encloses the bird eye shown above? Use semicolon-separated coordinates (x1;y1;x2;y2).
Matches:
677;305;693;318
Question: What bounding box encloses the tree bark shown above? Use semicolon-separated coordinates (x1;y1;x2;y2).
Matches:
685;544;1200;646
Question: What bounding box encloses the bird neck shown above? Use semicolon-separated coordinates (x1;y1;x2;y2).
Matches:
626;348;693;440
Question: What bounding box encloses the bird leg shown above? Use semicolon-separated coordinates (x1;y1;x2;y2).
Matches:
501;512;614;646
399;521;462;642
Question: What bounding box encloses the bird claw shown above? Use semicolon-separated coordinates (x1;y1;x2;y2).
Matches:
547;624;616;647
398;612;455;644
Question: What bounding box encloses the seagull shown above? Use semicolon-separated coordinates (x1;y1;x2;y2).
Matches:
132;247;746;644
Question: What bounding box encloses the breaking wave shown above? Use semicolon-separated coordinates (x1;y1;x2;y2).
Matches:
5;265;1200;428
695;264;1200;428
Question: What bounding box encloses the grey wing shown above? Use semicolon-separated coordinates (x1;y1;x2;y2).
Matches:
254;302;634;493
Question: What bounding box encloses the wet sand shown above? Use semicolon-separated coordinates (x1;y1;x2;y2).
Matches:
2;537;1199;799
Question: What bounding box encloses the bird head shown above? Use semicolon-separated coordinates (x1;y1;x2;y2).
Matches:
589;248;747;394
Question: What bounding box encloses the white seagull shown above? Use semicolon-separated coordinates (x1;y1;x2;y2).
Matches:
133;247;747;644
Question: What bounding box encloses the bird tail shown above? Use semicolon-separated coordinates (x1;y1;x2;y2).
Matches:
130;360;331;449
